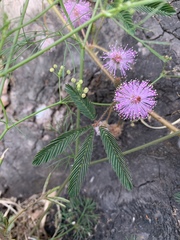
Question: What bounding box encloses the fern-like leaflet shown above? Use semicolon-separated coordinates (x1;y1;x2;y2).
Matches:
69;128;94;197
33;126;91;165
100;127;133;190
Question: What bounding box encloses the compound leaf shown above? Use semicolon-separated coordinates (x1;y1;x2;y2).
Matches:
65;84;96;120
136;2;176;16
100;127;133;190
116;10;134;34
174;192;180;203
107;4;134;34
33;125;92;166
69;129;94;197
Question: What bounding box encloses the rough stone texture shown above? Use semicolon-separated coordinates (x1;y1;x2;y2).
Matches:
0;1;180;239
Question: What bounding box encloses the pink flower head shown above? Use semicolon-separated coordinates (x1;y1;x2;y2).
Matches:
114;80;157;120
102;44;137;76
63;0;92;28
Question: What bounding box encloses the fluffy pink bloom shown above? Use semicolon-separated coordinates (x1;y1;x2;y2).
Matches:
114;80;157;120
102;44;137;76
63;0;92;28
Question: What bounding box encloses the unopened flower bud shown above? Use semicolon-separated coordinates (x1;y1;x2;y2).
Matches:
71;78;76;83
58;66;64;77
60;65;64;70
76;83;81;91
83;87;89;93
79;79;83;84
50;68;54;72
81;93;86;98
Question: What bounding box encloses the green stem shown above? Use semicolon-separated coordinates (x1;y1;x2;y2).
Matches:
51;226;75;239
58;0;81;42
92;102;111;106
136;2;166;27
7;0;59;37
0;0;30;130
83;0;101;44
0;14;10;53
151;73;164;85
79;47;85;81
0;99;8;127
75;48;85;155
114;18;166;62
0;12;104;78
0;0;29;97
165;75;180;78
0;99;68;140
0;0;160;78
91;130;180;165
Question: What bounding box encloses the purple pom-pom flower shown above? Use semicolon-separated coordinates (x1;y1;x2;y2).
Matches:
63;0;92;28
114;80;157;120
101;44;137;76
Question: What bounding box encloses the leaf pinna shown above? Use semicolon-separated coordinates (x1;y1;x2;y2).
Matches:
136;2;176;16
69;128;94;197
65;84;96;120
32;126;92;166
100;127;133;190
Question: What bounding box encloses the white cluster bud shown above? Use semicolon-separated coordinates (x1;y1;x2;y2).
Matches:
49;67;54;72
71;78;76;83
83;87;89;93
81;93;86;98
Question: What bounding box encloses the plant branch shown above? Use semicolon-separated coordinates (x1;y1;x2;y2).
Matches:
91;129;180;165
149;110;180;133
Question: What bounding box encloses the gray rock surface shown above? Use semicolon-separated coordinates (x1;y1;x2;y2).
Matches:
0;1;180;239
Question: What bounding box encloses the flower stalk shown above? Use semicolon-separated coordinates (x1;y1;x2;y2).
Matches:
149;111;180;133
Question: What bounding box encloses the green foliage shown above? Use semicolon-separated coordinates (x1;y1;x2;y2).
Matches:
0;13;10;54
116;10;134;33
136;2;176;16
69;128;94;197
65;84;96;120
56;196;98;240
107;4;134;33
0;212;9;238
32;125;92;165
106;1;176;34
174;192;180;203
100;127;133;190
